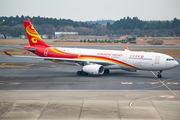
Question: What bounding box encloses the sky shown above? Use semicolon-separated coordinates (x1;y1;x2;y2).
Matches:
0;0;180;21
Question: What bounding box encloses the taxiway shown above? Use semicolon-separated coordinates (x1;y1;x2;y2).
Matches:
0;55;180;120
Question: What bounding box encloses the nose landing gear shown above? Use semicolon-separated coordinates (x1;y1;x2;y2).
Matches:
157;70;162;78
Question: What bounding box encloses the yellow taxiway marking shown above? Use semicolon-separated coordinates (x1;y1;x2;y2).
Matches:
129;96;180;119
151;71;177;96
160;95;175;98
148;82;159;84
167;82;178;84
162;77;180;83
121;82;133;84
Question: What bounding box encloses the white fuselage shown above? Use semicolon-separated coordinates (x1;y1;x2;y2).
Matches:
54;47;179;71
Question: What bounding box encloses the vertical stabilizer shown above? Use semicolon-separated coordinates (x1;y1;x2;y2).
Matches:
23;21;49;47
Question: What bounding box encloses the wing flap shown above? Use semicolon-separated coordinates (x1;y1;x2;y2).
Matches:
44;58;113;66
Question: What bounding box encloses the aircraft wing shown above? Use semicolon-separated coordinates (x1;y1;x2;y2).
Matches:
4;51;114;66
44;57;113;66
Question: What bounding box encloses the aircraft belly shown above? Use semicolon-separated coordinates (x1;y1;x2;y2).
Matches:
139;61;152;70
104;64;121;69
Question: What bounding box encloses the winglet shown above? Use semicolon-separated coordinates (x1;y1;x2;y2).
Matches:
125;46;129;51
4;51;12;56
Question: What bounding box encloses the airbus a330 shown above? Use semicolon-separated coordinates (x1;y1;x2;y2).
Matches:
4;21;179;78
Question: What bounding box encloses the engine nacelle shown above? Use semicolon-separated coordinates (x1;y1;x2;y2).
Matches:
82;64;104;75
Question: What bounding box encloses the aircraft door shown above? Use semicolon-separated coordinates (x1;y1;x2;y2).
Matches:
122;54;128;62
155;56;160;64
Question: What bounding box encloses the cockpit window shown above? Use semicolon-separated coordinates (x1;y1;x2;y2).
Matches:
166;58;175;61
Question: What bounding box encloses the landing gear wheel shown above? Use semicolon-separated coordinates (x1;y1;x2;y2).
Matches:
82;71;87;76
77;71;82;75
157;70;162;78
104;69;110;74
77;71;88;76
157;74;162;78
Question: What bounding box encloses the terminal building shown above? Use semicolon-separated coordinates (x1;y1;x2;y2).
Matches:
55;32;78;38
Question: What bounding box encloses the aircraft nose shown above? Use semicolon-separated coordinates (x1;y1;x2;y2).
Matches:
174;61;179;67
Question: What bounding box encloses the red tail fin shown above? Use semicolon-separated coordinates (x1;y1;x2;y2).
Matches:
23;21;49;47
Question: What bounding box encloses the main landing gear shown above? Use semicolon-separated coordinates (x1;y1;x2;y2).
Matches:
157;70;162;78
77;71;89;76
77;69;110;76
104;69;110;74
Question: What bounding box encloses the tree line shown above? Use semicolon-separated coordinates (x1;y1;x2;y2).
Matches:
0;15;180;38
106;17;180;37
80;38;136;44
107;17;180;30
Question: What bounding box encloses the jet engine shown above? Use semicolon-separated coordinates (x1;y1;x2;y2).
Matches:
82;64;104;75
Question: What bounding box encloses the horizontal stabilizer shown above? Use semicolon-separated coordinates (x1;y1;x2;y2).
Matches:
4;51;12;56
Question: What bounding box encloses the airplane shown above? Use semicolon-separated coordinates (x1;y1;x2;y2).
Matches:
4;20;179;78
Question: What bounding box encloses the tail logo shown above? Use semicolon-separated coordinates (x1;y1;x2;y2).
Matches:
26;25;42;43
